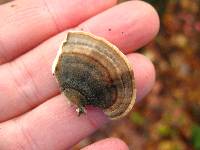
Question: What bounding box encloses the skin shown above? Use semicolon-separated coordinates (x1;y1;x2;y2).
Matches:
0;0;159;149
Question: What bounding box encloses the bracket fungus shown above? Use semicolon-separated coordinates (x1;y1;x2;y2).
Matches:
52;31;136;120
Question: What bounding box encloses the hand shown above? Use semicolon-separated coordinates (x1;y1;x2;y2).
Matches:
0;0;159;149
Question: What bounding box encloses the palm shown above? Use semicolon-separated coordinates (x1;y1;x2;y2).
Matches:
0;0;159;149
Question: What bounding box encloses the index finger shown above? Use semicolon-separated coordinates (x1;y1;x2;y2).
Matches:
0;0;116;64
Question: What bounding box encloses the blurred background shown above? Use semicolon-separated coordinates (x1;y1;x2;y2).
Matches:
1;0;200;149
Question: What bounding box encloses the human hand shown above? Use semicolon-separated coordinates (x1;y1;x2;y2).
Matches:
0;0;159;149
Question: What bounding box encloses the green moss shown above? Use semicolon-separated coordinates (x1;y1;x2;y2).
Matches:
191;124;200;150
157;123;175;137
130;112;145;126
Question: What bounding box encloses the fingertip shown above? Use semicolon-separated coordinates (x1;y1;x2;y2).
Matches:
78;0;160;53
127;53;156;101
107;138;129;150
119;0;160;51
82;137;129;150
127;0;160;33
138;0;160;37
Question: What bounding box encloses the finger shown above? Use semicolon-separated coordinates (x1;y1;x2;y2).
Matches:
127;53;155;100
81;138;129;150
0;95;108;150
0;0;117;64
0;0;159;122
0;54;155;149
78;0;159;53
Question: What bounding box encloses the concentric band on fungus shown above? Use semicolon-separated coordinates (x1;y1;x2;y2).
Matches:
52;31;136;120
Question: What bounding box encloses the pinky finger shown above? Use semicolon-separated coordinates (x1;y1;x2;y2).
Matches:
81;138;129;150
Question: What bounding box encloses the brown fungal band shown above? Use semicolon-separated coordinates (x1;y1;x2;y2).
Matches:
52;31;136;119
